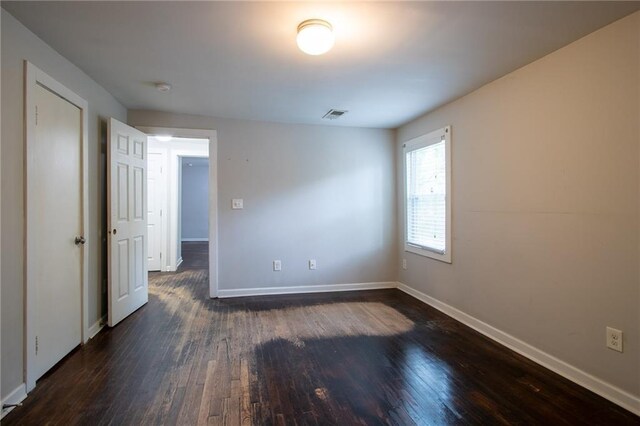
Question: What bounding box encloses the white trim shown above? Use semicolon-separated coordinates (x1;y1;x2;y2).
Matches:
24;61;90;392
1;383;27;420
137;126;218;297
88;315;107;339
218;282;396;298
396;282;640;415
182;238;209;242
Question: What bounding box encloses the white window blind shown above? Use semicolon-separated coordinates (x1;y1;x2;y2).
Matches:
403;126;451;262
406;141;446;253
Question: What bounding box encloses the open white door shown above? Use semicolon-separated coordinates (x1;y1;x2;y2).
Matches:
107;118;149;327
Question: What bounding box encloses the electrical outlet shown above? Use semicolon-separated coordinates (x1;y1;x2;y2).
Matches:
606;327;623;352
402;259;407;270
273;260;281;271
309;259;317;270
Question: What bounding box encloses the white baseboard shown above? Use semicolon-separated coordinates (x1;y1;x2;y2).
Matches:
171;257;183;272
182;238;208;242
218;281;396;298
396;282;640;416
88;315;107;339
1;383;27;419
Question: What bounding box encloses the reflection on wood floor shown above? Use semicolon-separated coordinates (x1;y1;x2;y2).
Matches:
4;242;638;425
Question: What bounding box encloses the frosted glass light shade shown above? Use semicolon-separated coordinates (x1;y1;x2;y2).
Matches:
297;19;334;56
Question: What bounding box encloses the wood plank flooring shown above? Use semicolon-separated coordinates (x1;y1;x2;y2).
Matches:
4;242;638;425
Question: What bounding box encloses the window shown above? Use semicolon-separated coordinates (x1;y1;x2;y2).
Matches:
403;126;451;263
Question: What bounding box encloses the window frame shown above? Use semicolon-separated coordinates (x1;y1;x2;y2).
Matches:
403;125;452;263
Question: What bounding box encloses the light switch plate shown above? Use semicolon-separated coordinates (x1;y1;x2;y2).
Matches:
232;198;243;209
309;259;317;270
273;260;282;271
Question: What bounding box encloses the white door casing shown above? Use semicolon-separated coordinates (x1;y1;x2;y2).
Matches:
107;118;149;327
24;61;89;392
147;152;164;271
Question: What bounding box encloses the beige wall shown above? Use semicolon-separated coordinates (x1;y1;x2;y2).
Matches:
128;110;398;291
397;12;640;397
1;10;127;398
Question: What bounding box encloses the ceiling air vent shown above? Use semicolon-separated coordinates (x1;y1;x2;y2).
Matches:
322;109;348;120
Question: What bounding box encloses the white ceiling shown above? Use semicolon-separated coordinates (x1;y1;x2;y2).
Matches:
4;1;639;129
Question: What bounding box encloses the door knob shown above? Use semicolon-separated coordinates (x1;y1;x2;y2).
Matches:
75;236;86;245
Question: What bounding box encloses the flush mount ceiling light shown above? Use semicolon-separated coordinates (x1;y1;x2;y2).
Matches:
297;19;334;55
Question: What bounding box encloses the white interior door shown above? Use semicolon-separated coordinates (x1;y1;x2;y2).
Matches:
33;83;83;379
147;152;164;271
108;118;148;327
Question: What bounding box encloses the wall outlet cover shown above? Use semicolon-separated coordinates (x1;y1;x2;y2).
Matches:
606;327;623;352
232;198;243;209
273;260;282;271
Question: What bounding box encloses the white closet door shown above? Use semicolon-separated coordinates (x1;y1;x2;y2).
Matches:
32;83;83;379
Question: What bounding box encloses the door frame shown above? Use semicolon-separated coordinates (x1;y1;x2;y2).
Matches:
137;126;218;298
24;61;89;392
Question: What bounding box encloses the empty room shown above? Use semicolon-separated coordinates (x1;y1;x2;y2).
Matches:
1;1;639;424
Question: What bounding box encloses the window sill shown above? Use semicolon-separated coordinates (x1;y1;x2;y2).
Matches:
405;244;451;264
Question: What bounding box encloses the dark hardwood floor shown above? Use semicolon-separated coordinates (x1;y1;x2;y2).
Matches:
4;242;638;425
180;241;209;270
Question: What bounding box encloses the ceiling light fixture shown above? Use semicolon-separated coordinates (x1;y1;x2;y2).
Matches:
296;19;334;56
155;82;172;92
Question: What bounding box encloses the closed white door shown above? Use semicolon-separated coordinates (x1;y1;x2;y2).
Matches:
108;118;148;327
147;152;164;271
33;83;83;379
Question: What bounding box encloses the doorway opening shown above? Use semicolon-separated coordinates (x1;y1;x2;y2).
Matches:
179;157;210;270
140;128;218;298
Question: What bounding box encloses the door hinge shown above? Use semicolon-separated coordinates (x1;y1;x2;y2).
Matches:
160;252;162;259
35;106;38;126
160;209;162;217
35;336;39;355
